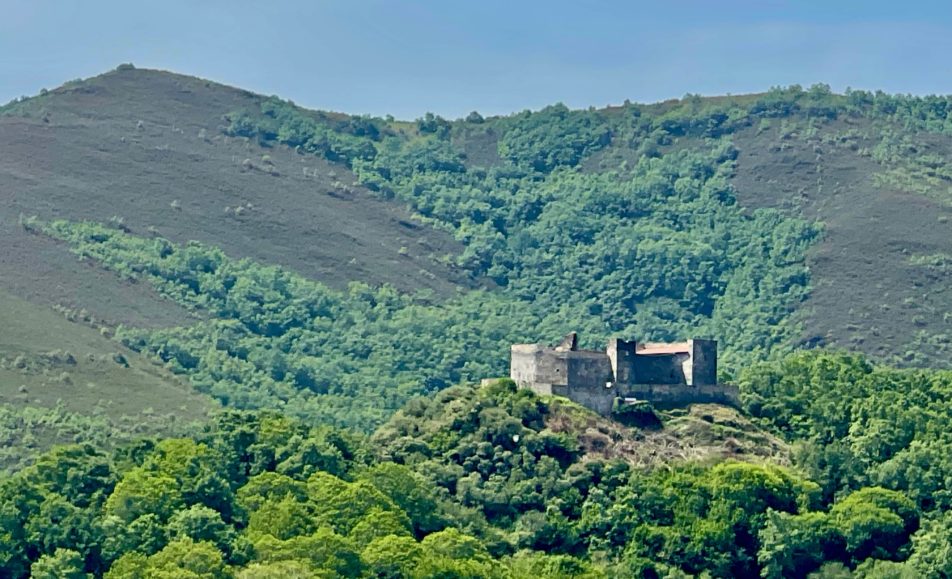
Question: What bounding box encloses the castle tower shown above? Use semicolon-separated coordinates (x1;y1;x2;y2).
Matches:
606;338;636;386
688;339;717;385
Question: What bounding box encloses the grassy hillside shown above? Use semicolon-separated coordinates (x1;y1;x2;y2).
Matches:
0;288;215;473
727;114;952;365
0;66;483;451
6;71;952;373
0;66;472;307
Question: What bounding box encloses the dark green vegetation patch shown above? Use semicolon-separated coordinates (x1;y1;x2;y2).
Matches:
226;95;821;369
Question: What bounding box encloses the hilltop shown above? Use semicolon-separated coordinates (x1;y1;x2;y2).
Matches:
0;66;481;451
0;66;473;312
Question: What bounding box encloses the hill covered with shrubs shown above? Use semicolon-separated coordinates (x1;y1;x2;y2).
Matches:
4;375;949;577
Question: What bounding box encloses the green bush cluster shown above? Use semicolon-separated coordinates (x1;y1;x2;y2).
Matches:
741;351;952;510
0;380;927;578
0;403;203;475
41;219;543;431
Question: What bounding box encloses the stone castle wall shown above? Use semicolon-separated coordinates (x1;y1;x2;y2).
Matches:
622;383;739;408
564;355;616;415
510;335;731;416
689;339;717;385
633;352;690;385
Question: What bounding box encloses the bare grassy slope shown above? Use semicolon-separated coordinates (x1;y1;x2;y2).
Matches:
0;219;198;329
0;67;471;326
545;398;789;468
727;120;952;364
0;289;215;470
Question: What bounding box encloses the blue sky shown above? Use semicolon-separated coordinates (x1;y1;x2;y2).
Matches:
2;0;952;119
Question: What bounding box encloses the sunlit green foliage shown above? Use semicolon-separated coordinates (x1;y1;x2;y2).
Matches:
0;380;925;577
740;351;952;511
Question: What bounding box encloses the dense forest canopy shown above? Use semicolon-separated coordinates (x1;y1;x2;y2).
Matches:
3;375;950;578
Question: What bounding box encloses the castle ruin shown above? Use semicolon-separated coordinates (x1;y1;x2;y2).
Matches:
510;332;739;415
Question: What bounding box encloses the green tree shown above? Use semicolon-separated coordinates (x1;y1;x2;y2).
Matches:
167;505;236;554
236;560;328;578
506;550;606;578
758;511;841;579
906;511;952;577
307;473;408;535
105;538;232;579
104;469;183;523
251;527;363;577
245;495;316;541
235;472;308;515
30;548;90;579
831;487;918;562
361;534;423;578
358;463;446;535
100;514;166;562
347;509;413;548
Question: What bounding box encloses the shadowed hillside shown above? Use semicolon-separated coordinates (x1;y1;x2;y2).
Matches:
0;66;473;320
726;117;952;364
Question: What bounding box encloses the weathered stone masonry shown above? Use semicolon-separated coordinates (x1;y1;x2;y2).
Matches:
510;332;739;416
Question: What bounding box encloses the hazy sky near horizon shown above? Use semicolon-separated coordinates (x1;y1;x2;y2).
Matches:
3;0;952;119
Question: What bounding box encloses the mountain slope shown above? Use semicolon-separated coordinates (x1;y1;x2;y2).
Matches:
9;68;952;371
724;116;952;364
0;66;473;321
218;82;952;370
0;288;214;472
